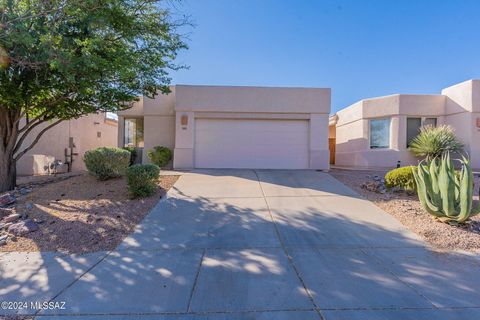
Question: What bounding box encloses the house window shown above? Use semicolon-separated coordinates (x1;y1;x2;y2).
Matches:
407;117;437;147
370;118;390;149
124;118;144;148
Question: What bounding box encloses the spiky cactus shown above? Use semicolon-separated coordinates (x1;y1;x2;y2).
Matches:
412;153;480;223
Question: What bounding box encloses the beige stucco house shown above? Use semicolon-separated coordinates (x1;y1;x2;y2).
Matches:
118;85;331;170
329;79;480;169
16;113;118;176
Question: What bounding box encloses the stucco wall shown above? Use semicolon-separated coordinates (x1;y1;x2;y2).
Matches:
175;85;331;113
118;91;176;164
333;80;480;169
334;94;446;168
173;85;331;170
117;85;332;170
442;80;480;168
16;113;118;176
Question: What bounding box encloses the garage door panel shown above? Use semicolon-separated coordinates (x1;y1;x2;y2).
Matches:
194;119;309;169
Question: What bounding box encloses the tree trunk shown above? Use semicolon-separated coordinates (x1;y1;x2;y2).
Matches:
0;106;64;192
0;151;16;193
0;107;20;193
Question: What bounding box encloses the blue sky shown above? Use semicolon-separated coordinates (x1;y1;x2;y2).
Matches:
171;0;480;113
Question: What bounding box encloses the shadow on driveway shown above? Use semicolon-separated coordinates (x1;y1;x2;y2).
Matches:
1;170;480;319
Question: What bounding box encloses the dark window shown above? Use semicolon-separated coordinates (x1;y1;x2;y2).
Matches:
407;117;437;147
407;118;422;147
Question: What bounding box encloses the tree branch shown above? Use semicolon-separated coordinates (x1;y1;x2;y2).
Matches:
18;116;43;134
13;118;47;154
13;109;27;126
17;95;72;133
14;119;63;162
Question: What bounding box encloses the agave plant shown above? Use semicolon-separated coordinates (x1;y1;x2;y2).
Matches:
409;125;464;161
412;153;480;223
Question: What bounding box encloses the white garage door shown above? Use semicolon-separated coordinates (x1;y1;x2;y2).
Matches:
194;118;309;169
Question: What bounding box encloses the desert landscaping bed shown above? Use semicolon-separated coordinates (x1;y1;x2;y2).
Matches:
0;173;178;254
330;168;480;253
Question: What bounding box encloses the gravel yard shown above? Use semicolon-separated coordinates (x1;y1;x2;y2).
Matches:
0;173;178;254
330;168;480;253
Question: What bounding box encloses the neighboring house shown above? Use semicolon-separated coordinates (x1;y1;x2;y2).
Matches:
118;85;331;170
16;113;118;176
329;79;480;169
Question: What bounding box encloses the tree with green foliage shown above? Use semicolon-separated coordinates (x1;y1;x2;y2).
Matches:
0;0;188;192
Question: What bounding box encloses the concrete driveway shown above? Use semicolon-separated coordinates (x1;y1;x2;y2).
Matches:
2;170;480;319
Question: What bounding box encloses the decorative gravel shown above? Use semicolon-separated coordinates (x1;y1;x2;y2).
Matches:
0;173;179;254
330;168;480;253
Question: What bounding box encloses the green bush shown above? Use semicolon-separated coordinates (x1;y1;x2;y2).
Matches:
385;166;417;191
126;164;160;198
84;147;130;180
147;146;172;167
122;147;138;166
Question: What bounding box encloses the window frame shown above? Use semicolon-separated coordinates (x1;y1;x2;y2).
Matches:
123;117;144;148
369;118;391;150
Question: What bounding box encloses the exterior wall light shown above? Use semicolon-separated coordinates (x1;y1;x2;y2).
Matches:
181;114;188;129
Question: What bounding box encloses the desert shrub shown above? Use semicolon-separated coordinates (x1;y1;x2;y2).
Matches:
84;147;130;180
409;125;464;161
122;146;138;166
126;164;160;198
385;166;417;191
147;146;172;167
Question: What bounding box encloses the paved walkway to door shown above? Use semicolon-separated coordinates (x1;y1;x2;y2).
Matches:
1;170;480;319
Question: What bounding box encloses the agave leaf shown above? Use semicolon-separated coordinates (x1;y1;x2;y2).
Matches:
413;162;442;216
439;154;456;217
420;163;442;212
454;162;461;204
455;158;474;222
429;158;442;206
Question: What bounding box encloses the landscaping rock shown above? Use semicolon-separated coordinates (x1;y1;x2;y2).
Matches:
362;181;383;193
0;207;15;219
361;175;388;194
0;232;7;244
3;213;21;223
3;222;13;229
7;219;39;236
18;187;31;195
0;193;16;207
25;203;34;211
